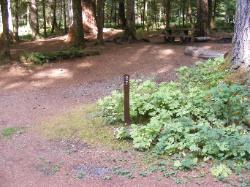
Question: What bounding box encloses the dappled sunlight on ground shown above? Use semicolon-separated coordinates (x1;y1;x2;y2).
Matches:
1;42;231;93
32;68;73;79
76;62;93;68
157;49;175;58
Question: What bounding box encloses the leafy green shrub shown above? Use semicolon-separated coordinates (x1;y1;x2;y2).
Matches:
211;164;232;180
19;48;100;65
98;57;250;177
114;127;131;140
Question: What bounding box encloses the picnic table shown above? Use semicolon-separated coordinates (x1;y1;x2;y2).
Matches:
164;28;192;44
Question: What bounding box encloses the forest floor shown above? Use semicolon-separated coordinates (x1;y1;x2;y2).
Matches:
0;37;232;187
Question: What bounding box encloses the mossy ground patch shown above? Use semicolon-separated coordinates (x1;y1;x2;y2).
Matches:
39;104;131;150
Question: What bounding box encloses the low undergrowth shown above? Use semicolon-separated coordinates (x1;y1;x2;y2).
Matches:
39;105;131;150
19;48;100;65
98;58;250;180
1;127;26;138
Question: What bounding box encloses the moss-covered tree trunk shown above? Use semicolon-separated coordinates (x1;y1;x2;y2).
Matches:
0;0;11;63
232;0;250;71
71;0;84;47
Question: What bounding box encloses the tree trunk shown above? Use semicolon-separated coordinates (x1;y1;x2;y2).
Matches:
51;0;58;33
67;0;97;42
82;0;97;34
0;0;11;62
182;0;185;27
28;0;39;38
71;0;84;47
110;0;113;26
195;0;209;36
187;0;194;30
7;0;13;32
97;0;105;43
14;0;19;41
142;0;146;28
42;0;47;37
232;0;250;71
68;0;73;26
163;0;171;29
58;0;63;30
119;0;126;28
210;0;217;29
124;0;136;41
207;0;212;33
63;0;67;33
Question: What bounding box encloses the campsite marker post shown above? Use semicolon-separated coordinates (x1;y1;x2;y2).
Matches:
124;74;130;125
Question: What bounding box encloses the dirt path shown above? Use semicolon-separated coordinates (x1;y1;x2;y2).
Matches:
0;41;231;187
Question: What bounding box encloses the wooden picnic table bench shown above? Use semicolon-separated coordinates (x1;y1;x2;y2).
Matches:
164;28;192;44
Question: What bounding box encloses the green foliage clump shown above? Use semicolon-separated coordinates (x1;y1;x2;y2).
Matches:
98;58;250;178
1;127;25;138
19;48;100;65
211;164;232;180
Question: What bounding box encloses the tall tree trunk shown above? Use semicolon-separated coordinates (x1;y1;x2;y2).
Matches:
114;2;117;27
82;0;97;34
119;0;126;28
182;0;186;27
187;0;194;29
232;0;250;71
195;0;209;36
210;0;217;29
63;0;67;33
110;0;113;26
68;0;73;26
142;0;146;28
42;0;47;37
207;0;212;33
51;0;58;33
0;0;11;62
124;0;136;40
14;0;19;41
7;0;13;32
58;0;63;30
28;0;39;38
71;0;84;47
163;0;171;29
97;0;105;43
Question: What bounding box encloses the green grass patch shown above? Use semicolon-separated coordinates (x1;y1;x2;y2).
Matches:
1;127;25;138
39;104;131;150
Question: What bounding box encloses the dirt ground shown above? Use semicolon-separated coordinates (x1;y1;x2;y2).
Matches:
0;38;231;187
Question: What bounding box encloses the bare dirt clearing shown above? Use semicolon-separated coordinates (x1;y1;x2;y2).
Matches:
0;40;231;187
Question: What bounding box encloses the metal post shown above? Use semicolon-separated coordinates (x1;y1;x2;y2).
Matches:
123;74;130;125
